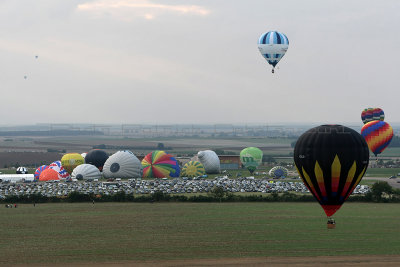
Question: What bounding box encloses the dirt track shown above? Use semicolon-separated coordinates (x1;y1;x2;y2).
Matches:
19;255;400;267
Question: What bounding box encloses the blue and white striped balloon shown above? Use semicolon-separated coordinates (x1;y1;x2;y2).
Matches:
258;31;289;71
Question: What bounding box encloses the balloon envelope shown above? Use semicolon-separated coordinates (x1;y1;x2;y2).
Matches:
142;150;180;178
85;150;109;171
197;150;220;174
34;165;48;180
49;161;69;179
16;167;28;174
361;120;393;156
103;150;142;179
361;108;373;124
39;168;60;181
240;147;263;174
269;166;288;178
71;164;101;180
258;31;289;69
361;107;384;124
181;161;206;178
372;108;384;121
294;125;369;217
61;153;85;174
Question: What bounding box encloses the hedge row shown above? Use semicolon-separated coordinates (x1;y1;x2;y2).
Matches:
2;190;400;204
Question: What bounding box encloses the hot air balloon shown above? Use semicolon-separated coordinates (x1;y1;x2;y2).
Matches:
61;153;85;174
361;120;393;156
34;165;48;180
85;149;109;171
71;164;101;180
240;147;263;174
361;108;373;124
294;125;369;220
258;31;289;73
197;150;220;174
142;150;180;178
16;167;28;174
361;108;385;124
39;168;61;181
269;166;288;178
49;161;69;179
372;108;385;121
103;150;142;179
181;161;206;178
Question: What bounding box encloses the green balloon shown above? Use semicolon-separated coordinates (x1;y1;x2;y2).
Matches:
240;147;263;174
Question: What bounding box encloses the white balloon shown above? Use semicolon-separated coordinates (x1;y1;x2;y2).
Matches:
71;164;101;180
257;31;289;72
197;150;220;174
103;150;142;179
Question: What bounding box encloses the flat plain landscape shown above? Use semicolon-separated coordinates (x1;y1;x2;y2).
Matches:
1;202;399;265
0;135;400;265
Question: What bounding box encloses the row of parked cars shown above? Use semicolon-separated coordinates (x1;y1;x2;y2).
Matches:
0;176;371;198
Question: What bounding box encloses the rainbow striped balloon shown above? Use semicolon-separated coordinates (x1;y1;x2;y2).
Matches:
142;150;180;178
361;121;393;156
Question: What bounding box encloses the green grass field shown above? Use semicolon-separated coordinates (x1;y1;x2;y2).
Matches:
0;202;399;265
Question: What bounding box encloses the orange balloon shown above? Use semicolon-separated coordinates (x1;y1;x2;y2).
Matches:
39;168;60;181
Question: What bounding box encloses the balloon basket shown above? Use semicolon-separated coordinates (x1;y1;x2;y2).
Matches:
327;223;336;229
327;217;336;229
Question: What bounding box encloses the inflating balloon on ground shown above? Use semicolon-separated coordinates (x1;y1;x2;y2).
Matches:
61;153;85;174
84;149;109;171
240;147;263;174
142;150;180;178
181;161;206;178
269;166;288;178
103;150;142;179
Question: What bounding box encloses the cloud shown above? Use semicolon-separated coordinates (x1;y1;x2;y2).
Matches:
77;0;211;20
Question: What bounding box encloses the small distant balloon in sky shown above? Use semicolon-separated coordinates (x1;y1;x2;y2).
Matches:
258;31;289;73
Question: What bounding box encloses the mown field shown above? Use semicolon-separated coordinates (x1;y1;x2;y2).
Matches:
0;202;399;265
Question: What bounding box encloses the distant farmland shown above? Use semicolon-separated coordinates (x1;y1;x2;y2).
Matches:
0;136;295;164
1;135;400;167
0;152;61;168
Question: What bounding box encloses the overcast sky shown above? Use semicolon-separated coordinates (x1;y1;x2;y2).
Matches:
0;0;399;126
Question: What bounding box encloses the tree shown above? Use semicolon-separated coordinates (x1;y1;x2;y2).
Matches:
370;181;393;202
210;186;225;202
